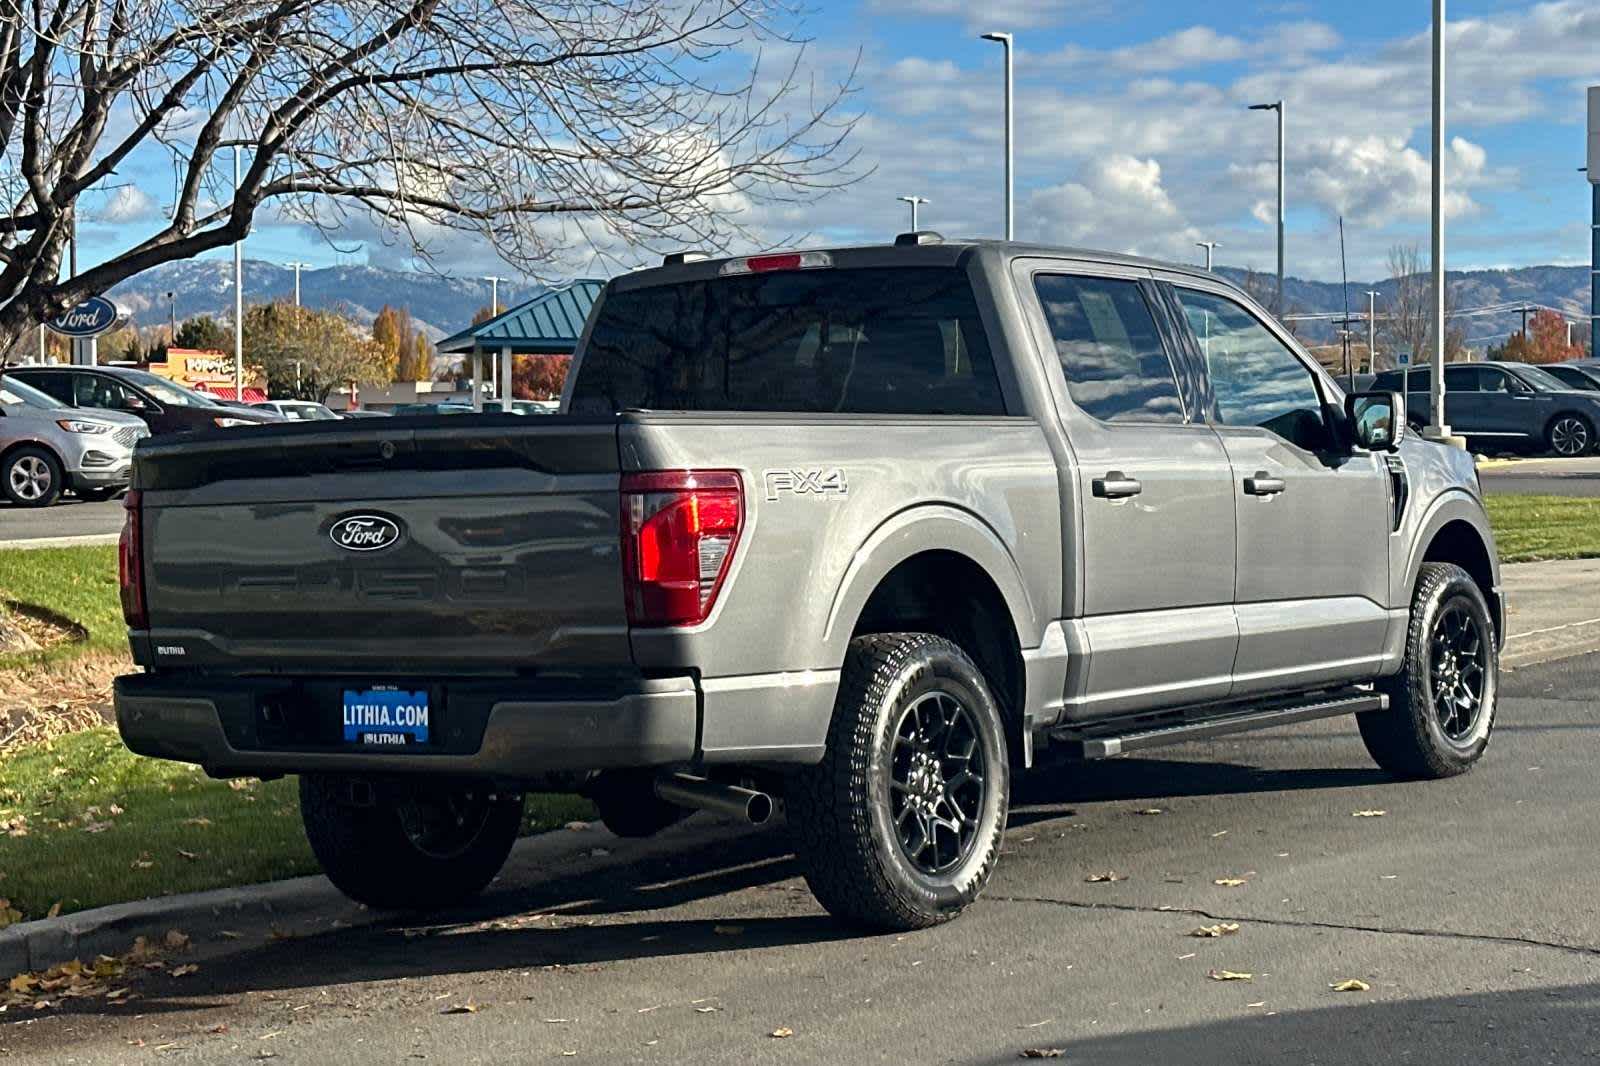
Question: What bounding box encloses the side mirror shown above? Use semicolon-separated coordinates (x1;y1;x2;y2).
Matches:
1345;391;1405;452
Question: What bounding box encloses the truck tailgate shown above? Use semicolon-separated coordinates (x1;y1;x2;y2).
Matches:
132;417;628;673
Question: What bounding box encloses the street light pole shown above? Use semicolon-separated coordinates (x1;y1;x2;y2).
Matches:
233;144;244;402
1196;241;1220;271
483;276;505;317
286;262;311;307
897;195;930;232
1426;0;1453;442
1365;290;1380;371
979;32;1014;240
1248;101;1285;314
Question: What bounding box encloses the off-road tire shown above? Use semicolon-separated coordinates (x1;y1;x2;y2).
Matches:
299;774;524;910
589;769;692;838
1359;562;1497;779
787;632;1009;931
2;446;63;508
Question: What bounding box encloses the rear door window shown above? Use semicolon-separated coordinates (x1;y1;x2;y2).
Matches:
569;267;1005;416
1032;274;1184;423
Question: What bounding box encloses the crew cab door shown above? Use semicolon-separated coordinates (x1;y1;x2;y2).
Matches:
1014;261;1237;720
1166;281;1392;695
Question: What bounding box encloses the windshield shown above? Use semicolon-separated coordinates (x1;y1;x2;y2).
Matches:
1512;365;1576;392
570;267;1005;416
118;369;223;408
0;374;65;410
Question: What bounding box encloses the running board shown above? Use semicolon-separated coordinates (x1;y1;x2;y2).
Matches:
1046;691;1387;760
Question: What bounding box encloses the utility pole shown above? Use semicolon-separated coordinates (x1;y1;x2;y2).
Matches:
1249;100;1286;313
897;195;929;232
165;291;176;346
233;144;244;402
979;32;1014;240
1520;303;1532;340
1589;87;1599;358
1366;290;1380;371
1426;0;1453;444
1196;241;1220;271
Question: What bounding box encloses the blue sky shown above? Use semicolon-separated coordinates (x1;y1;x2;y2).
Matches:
77;0;1600;284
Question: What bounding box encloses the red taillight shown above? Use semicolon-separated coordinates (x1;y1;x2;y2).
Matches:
118;489;147;630
621;470;743;627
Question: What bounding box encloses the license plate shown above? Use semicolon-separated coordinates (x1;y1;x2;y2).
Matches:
342;687;430;747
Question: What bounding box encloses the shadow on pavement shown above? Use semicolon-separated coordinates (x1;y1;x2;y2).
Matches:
963;982;1600;1066
36;753;1444;1018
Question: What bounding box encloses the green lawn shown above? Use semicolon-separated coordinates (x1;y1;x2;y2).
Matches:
0;545;123;669
0;728;594;921
1484;494;1600;564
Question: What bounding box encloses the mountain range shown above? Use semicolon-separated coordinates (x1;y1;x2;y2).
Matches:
106;259;548;342
104;257;1594;354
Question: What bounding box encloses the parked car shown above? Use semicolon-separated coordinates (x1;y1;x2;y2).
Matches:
8;365;278;435
341;409;393;418
1542;363;1600;392
115;238;1501;930
389;402;476;416
510;400;559;415
1371;360;1600;456
0;373;148;506
252;400;341;421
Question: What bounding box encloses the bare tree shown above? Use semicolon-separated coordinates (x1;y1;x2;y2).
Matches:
1378;243;1465;370
0;0;859;354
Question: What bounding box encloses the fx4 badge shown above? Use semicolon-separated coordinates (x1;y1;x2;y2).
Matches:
764;468;849;502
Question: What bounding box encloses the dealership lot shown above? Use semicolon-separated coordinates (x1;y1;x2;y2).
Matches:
9;653;1600;1065
0;496;123;544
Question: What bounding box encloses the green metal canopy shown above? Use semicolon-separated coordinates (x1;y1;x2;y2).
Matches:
437;278;605;356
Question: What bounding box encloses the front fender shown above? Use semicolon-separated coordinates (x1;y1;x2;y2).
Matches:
821;503;1044;665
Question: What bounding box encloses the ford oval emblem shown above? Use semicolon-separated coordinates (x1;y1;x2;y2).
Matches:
47;295;120;337
329;514;402;552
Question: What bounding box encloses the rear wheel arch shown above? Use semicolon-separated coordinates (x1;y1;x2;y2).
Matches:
847;549;1027;758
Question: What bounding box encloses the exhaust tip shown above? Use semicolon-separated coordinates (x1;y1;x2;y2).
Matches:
746;792;773;825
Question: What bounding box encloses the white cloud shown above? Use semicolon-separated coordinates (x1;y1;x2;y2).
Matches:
1022;155;1201;259
98;185;159;224
865;0;1099;31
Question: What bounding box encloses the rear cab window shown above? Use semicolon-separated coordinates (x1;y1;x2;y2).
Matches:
1032;274;1185;423
569;266;1006;416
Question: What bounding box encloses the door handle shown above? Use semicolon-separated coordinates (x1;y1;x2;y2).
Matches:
1243;471;1286;496
1092;472;1143;499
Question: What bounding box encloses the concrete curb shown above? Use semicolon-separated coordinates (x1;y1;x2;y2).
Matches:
0;533;120;550
1503;617;1600;670
0;814;761;977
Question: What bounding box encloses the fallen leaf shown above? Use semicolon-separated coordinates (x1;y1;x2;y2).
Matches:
108;805;124;816
163;930;191;951
1020;1051;1065;1060
770;1027;794;1038
1135;808;1164;816
130;855;154;870
695;1006;721;1013
1207;969;1253;982
1246;1000;1266;1008
440;1000;480;1014
182;817;212;827
177;849;200;861
1084;871;1125;883
1213;878;1249;887
45;902;61;919
80;820;111;834
1352;810;1387;818
1331;979;1371;992
1190;923;1241;938
170;964;198;978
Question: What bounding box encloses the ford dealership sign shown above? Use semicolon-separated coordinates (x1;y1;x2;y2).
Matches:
48;295;120;337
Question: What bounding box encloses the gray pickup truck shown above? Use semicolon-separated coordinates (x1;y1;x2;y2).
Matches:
114;237;1502;931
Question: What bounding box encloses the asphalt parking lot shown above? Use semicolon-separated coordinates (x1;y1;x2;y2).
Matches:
1478;456;1600;496
8;653;1600;1065
0;497;123;543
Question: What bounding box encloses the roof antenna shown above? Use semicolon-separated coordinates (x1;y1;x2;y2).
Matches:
1339;215;1354;392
